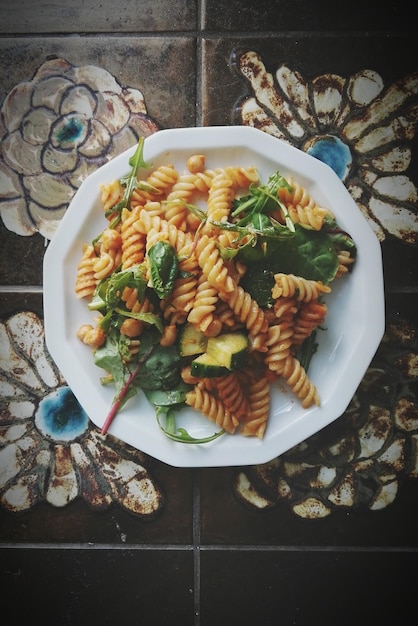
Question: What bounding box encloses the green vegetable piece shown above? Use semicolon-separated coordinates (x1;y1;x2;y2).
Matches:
179;323;208;357
206;332;248;371
190;353;230;378
137;344;182;390
148;240;179;299
106;137;152;223
155;406;225;444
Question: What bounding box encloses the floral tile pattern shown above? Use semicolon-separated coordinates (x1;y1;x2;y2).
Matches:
0;57;159;239
0;310;164;517
234;50;418;246
1;2;418;621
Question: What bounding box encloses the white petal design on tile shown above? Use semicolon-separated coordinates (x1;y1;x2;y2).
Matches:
2;132;43;175
370;146;412;173
2;81;33;131
369;197;418;244
78;118;112;158
42;144;79;174
275;64;316;125
46;444;79;506
370;480;398;510
236;52;418;243
0;57;158;238
0;322;45;392
311;73;347;127
346;69;384;106
32;76;74;112
327;471;355;507
85;431;164;517
239;97;290;141
60;84;97;118
0;159;21;198
95;92;131;134
7;312;61;389
21;107;56;145
0;311;164;516
238;51;306;139
368;174;418;204
292;497;331;518
23;172;75;208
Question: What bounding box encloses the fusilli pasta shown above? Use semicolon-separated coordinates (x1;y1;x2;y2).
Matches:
75;145;356;442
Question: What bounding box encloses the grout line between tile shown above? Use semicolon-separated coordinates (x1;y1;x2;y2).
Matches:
2;543;417;552
192;469;202;625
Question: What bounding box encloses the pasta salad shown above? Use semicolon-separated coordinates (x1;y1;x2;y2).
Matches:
74;138;357;443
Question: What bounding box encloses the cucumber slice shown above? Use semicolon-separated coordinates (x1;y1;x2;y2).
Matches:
179;323;208;357
190;352;229;378
206;332;248;371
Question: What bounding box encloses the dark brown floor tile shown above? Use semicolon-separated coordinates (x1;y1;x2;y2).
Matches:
0;37;196;130
203;0;414;32
1;548;195;625
0;294;195;544
199;293;418;548
0;36;196;270
202;35;418;289
200;549;418;625
0;0;197;34
200;467;418;547
0;225;45;286
0;467;194;545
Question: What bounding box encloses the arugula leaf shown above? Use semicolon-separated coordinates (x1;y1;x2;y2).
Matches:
155;405;225;444
88;264;148;313
105;137;153;224
231;171;291;219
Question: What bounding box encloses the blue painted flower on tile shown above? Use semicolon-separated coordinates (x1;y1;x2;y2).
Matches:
0;311;164;516
234;51;418;244
0;57;159;239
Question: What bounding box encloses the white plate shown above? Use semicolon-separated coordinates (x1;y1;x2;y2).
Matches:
43;126;385;467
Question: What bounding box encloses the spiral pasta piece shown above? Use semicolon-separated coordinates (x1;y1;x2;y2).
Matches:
131;164;178;207
279;354;320;408
194;234;235;295
272;273;331;301
100;179;122;217
187;273;220;333
224;165;259;189
75;244;97;299
278;176;315;208
286;203;330;231
202;170;234;234
219;282;268;338
264;320;294;372
241;374;270;438
185;386;238;433
292;300;327;346
121;206;146;269
335;249;355;279
214;372;250;422
273;296;298;321
164;173;200;230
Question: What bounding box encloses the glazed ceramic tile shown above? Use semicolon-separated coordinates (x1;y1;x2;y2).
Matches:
202;35;418;290
0;0;197;33
0;293;194;542
203;0;414;32
200;293;418;545
0;37;196;246
1;548;195;624
0;223;45;286
200;550;417;624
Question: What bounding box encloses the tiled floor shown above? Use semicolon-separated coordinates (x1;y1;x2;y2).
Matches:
1;2;418;624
